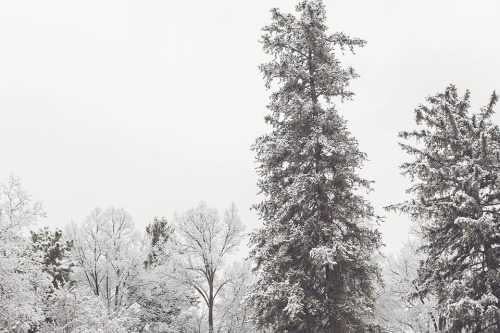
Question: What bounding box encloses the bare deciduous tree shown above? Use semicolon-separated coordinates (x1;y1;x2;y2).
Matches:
174;202;245;333
67;206;144;314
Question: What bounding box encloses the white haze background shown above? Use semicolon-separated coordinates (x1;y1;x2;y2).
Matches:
1;0;499;253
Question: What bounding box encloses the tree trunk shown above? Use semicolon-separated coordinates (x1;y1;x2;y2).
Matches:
326;266;344;333
209;278;214;333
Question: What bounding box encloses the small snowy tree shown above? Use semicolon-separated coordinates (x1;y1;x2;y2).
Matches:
39;284;131;333
131;261;199;333
0;175;51;330
389;85;500;332
249;1;381;332
131;217;198;332
145;217;174;267
174;202;245;333
31;227;74;288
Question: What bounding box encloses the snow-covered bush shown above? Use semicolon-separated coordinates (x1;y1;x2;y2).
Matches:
39;284;132;333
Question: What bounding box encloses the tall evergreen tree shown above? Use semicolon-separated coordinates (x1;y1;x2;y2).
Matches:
388;85;500;332
249;1;381;332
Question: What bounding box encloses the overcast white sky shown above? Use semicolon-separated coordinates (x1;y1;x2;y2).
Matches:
1;0;500;254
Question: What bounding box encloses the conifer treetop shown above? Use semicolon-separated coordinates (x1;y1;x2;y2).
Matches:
260;0;366;107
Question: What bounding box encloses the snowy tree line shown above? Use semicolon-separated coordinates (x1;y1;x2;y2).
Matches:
2;0;500;332
0;182;252;332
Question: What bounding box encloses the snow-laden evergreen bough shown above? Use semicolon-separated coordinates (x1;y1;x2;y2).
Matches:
249;1;382;332
388;85;500;332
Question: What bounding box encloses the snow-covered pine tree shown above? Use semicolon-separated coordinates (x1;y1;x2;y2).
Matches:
249;1;382;332
388;85;500;332
31;227;74;288
145;217;173;267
